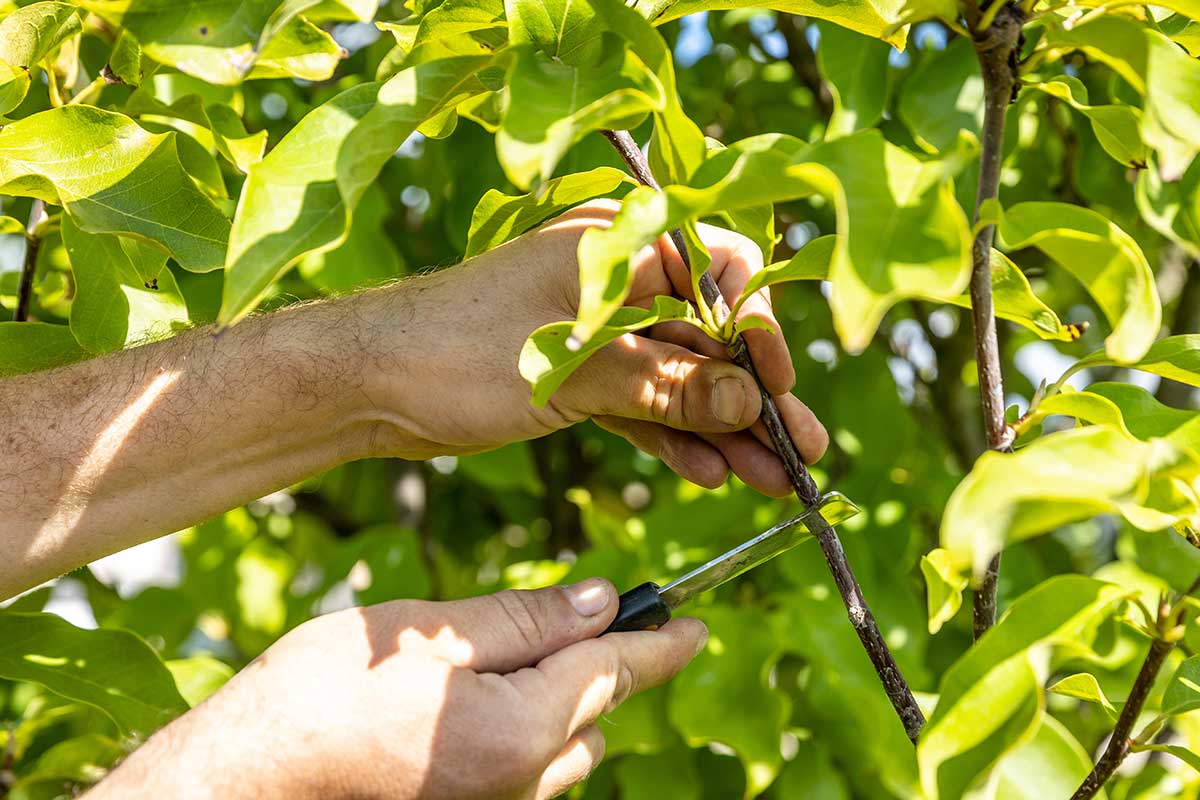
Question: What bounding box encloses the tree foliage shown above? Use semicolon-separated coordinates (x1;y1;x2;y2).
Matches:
1;0;1199;797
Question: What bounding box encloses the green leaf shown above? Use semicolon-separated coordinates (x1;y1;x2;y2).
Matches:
126;89;269;173
918;576;1131;800
572;129;974;351
1046;672;1119;719
11;734;123;788
1020;383;1200;453
0;216;24;235
507;0;602;62
0;322;89;376
79;0;342;85
0;106;231;272
897;38;982;153
941;426;1200;579
165;657;234;707
1162;654;1200;716
0;1;81;113
1137;155;1200;258
63;216;189;355
520;295;701;405
667;605;790;798
107;30;145;86
0;611;188;736
246;14;345;81
615;747;701;800
921;548;967;635
218;54;490;325
991;713;1107;799
377;0;507;68
773;739;851;799
816;21;892;139
1062;335;1200;390
298;182;406;292
1135;743;1200;773
741;239;1082;343
645;0;907;48
1027;76;1147;168
999;202;1160;363
465;167;631;258
1044;17;1200;180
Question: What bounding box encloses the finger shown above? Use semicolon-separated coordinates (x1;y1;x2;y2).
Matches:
710;240;794;396
563;334;762;432
534;725;606;800
509;618;707;738
594;416;729;490
362;580;619;674
748;393;829;466
700;432;792;498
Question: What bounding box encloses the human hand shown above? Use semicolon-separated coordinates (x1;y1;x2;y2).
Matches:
359;200;828;497
90;579;704;800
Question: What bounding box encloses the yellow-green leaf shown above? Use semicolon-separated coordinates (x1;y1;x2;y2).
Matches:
1027;76;1147;167
1047;672;1119;719
921;548;967;635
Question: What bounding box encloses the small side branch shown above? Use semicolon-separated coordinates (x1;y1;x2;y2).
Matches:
602;128;925;744
1071;575;1200;800
14;199;47;323
967;5;1023;640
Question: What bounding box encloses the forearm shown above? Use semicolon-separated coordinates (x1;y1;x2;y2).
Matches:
0;291;395;599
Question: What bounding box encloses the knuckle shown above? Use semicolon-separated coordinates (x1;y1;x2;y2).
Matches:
491;590;549;655
647;353;692;427
607;661;638;714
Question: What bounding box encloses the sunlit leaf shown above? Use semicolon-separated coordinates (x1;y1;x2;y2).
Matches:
219;54;491;325
645;0;907;48
0;1;81;113
1163;654;1200;716
918;576;1131;800
165;656;234;707
941;426;1200;579
1136;155;1200;258
571;129;973;350
0;611;188;736
921;547;967;635
1046;672;1119;719
1061;335;1200;390
126;89;269;173
466;166;632;258
990;713;1106;799
999;202;1160;363
0;106;231;271
520;295;701;405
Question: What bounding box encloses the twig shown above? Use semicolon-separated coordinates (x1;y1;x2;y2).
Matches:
14;199;46;322
1071;574;1200;799
967;4;1023;640
601;128;926;744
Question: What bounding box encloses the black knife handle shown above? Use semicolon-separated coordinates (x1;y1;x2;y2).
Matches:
603;582;671;634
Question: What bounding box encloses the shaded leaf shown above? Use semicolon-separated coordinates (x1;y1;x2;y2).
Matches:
1163;654;1200;716
1137;155;1200;258
126;89;269;173
991;713;1107;800
1136;743;1200;773
0;611;188;736
999;201;1160;363
0;322;89;376
816;21;892;139
897;38;981;153
1028;76;1147;167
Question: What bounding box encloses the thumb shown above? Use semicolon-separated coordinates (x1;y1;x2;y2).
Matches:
566;334;763;432
394;579;618;674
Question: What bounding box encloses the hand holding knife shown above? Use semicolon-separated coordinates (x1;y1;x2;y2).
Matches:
603;492;862;634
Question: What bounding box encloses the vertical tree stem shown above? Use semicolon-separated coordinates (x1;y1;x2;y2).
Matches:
967;5;1023;640
601;128;926;744
14;199;46;323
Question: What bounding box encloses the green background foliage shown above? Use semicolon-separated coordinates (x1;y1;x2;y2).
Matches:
1;0;1199;797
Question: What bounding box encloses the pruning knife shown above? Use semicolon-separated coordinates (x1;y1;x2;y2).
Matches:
603;492;863;634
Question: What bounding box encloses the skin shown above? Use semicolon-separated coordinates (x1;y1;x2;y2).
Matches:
1;201;826;798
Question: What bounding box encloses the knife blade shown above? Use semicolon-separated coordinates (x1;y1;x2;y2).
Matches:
602;491;862;634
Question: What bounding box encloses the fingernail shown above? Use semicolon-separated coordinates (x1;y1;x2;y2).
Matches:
565;578;611;617
713;377;747;426
694;627;709;656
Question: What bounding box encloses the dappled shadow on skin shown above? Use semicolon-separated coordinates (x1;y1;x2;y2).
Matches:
353;602;611;800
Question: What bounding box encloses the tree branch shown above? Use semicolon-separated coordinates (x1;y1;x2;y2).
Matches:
601;128;926;744
14;199;46;323
778;16;833;119
967;5;1023;640
1071;574;1200;799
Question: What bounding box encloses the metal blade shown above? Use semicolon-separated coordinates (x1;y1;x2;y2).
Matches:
658;491;861;610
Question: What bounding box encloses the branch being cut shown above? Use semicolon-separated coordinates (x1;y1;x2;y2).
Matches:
967;5;1023;640
601;128;925;744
